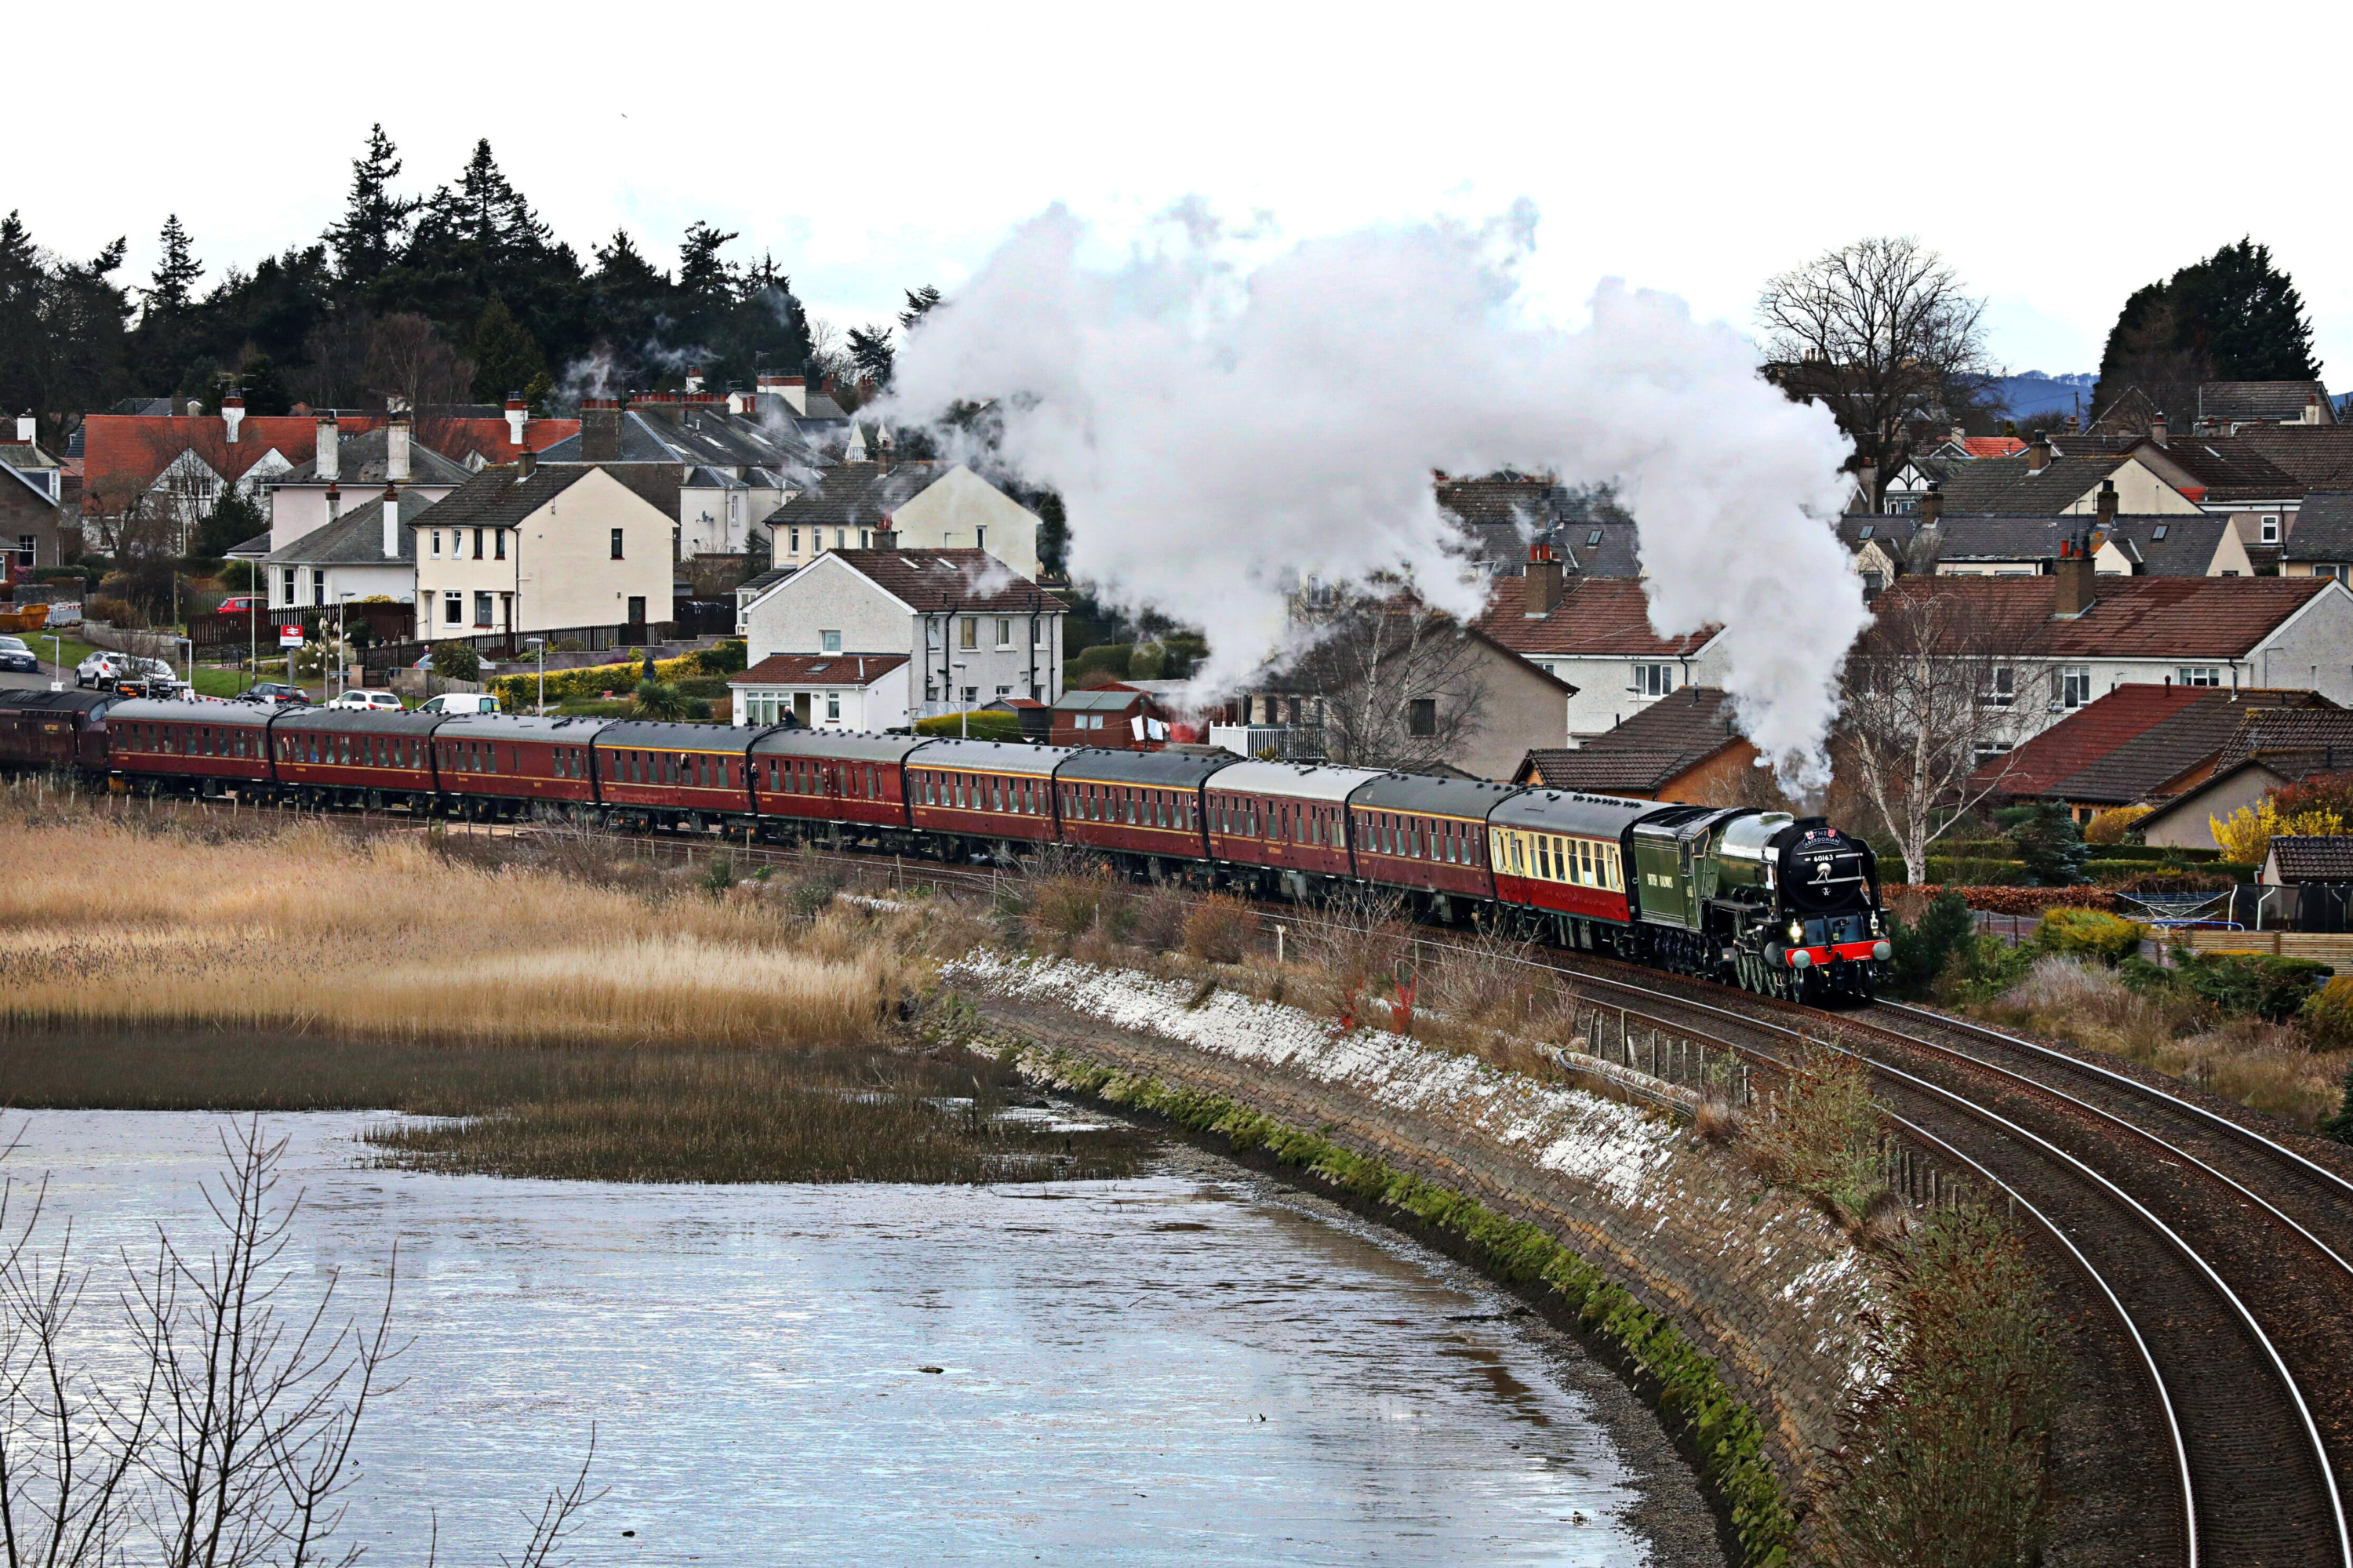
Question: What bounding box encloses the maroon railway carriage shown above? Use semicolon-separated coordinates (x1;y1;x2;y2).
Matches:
1053;748;1219;871
1346;774;1511;919
747;730;922;840
591;719;761;830
904;738;1067;855
1202;760;1384;897
107;698;274;795
431;714;609;820
0;689;115;773
272;708;442;808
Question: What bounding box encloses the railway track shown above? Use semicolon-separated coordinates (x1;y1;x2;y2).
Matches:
1519;951;2351;1568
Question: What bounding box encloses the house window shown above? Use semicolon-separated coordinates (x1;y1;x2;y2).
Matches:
475;592;493;628
1408;697;1437;737
960;686;977;703
2177;666;2221;686
996;618;1013;649
788;527;801;555
1974;740;2014;762
858;529;871;548
2262;515;2281;543
471;528;485;560
959;618;977;649
1586;528;1603;547
1980;666;2015;707
996;684;1013;697
282;568;296;604
444;591;463;625
1860;570;1886;598
312;573;326;607
494;529;506;560
1631;663;1675;697
976;525;987;553
430;530;442;558
1035;620;1049;648
2060;666;2092;708
610;528;624;560
825;693;841;722
835;528;846;549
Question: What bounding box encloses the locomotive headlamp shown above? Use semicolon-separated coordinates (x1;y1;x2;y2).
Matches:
1872;940;1893;962
1787;920;1804;944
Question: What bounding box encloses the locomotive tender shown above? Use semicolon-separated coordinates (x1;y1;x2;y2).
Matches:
1;690;1888;1002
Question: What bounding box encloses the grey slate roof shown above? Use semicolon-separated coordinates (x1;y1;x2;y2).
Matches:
530;414;681;464
414;464;599;530
626;402;817;471
2095;514;2231;575
759;461;947;534
1933;453;2129;512
2284;492;2353;563
2201;382;2336;424
276;427;472;488
1438;479;1642;577
2228;427;2353;489
2267;836;2353;882
261;489;435;566
224;530;272;559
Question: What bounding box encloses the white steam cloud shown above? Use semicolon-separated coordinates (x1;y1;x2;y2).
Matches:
886;204;1866;788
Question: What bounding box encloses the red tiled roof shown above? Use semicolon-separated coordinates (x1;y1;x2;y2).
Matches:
1969;683;2216;796
1962;436;2027;457
78;413;575;511
1870;573;2336;659
730;653;908;687
416;415;577;467
1474;577;1715;658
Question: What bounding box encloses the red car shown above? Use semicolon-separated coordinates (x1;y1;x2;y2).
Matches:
216;595;264;614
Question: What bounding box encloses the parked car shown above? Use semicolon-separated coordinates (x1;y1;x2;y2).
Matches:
0;635;38;675
216;595;264;614
75;651;131;689
241;682;309;706
325;689;403;711
418;693;500;715
112;659;189;700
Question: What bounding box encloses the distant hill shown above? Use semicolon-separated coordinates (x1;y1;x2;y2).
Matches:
1993;372;2097;422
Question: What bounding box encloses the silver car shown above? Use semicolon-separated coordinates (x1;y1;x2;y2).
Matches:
75;651;131;688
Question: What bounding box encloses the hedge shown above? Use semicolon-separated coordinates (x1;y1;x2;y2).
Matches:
1020;1042;1798;1567
490;650;710;708
1889;884;2120;915
2035;908;2147;963
2178;951;2334;1021
914;711;1025;741
1924;857;2025;886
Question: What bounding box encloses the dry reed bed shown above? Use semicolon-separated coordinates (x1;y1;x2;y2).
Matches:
0;816;910;1048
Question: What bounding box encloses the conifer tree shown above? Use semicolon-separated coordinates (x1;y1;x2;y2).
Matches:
145;214;203;316
467;295;545;402
2094;238;2319;407
326;125;417;289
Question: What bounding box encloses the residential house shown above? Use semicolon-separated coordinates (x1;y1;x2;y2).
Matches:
1512;686;1761;802
728;652;911;731
1975;687;2340;825
1874;564;2353;754
1931;439;2201;517
1;413;67;505
260;485;433;610
78;400;329;550
2281;493;2353;583
2089;382;2337;438
266;414;473;550
2260;837;2353;886
1438;476;1642;577
409;461;677;642
2225;425;2353;493
1472;551;1725;739
757;460;1043;580
2130;708;2353;849
0;460;66;575
533;392;818;559
1835;512;1927;595
737;546;1067;726
2093;514;2253;577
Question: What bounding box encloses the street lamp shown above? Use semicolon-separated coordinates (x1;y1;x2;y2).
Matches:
337;594;354;700
951;660;969;737
522;637;546;715
47;629;60;693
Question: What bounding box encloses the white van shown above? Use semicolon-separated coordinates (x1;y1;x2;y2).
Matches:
419;693;501;715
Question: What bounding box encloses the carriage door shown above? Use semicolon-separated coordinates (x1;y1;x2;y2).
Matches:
824;762;842;799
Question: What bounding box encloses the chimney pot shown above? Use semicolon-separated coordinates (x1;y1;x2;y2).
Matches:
315;414;340;483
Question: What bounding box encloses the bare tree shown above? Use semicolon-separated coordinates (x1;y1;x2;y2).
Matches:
0;1121;594;1566
1758;238;1994;508
1835;584;2042;883
363;315;475;414
1286;596;1490;773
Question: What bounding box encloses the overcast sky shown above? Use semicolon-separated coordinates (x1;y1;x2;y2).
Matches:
18;2;2351;386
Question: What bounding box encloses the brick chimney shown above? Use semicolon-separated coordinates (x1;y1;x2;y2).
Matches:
873;523;899;551
381;483;400;560
504;392;528;448
1524;540;1565;616
221;388;245;444
2095;478;2117;529
2026;436;2051;473
315;413;339;483
324;480;340;520
515;446;536;480
580;397;622;462
2053;533;2096;616
1918;482;1943;524
2149;413;2168;446
758;370;809;416
387;410;412;484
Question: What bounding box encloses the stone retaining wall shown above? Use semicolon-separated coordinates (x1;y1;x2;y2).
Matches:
944;953;1882;1513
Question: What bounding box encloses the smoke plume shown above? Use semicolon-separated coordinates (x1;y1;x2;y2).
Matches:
886;204;1866;788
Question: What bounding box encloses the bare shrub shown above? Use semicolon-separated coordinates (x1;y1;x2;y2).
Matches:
1181;894;1258;964
1126;882;1193;955
1422;928;1543;1031
1692;1098;1744;1146
1741;1037;1885;1224
1296;887;1412;1024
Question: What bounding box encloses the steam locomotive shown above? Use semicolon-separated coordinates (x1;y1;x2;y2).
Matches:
0;689;1889;1002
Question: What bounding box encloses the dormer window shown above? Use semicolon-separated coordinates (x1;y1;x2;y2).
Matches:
2151;524;2169;540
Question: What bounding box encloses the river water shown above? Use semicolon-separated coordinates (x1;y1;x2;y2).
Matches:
1;1111;1699;1566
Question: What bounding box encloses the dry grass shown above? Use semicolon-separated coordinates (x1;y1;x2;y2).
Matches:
0;803;910;1048
1979;955;2350;1128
